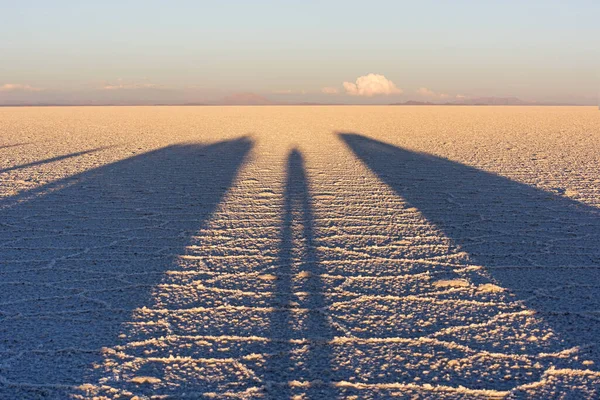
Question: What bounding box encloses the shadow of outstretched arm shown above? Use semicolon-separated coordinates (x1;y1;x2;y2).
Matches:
0;146;117;174
0;142;33;151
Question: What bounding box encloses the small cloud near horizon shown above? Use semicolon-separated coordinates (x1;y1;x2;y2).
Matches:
321;86;339;94
343;74;402;97
101;78;163;90
416;87;449;99
0;83;43;92
415;88;472;102
271;89;307;95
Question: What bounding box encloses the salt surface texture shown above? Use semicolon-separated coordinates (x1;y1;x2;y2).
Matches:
1;106;599;398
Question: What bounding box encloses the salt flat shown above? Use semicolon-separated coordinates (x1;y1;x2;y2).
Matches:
0;106;599;399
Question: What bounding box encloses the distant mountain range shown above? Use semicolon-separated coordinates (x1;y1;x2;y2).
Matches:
390;97;576;106
218;95;578;106
0;95;582;107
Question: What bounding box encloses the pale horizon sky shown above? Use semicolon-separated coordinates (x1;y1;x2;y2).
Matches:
1;1;598;105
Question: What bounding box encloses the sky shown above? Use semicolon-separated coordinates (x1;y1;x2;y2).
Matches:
1;0;598;105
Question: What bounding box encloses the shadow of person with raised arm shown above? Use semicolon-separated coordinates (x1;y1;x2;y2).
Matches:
264;149;336;399
340;133;600;367
0;137;252;399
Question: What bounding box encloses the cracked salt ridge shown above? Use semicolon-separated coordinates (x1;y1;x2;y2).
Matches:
1;106;599;399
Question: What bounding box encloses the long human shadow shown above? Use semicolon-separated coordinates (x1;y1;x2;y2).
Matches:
0;137;252;397
340;133;600;365
265;149;335;399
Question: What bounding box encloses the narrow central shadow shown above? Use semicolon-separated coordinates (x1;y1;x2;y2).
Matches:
340;133;600;365
0;137;252;397
265;149;335;399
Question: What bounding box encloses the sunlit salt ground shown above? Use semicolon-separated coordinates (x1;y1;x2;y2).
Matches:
0;106;599;399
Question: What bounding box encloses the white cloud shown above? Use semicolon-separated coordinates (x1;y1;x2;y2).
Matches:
321;86;339;94
343;74;402;97
416;87;450;99
416;87;435;97
272;89;307;95
101;79;162;90
102;83;159;90
0;83;43;92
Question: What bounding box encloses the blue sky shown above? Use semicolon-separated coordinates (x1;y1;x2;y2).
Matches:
1;1;598;104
